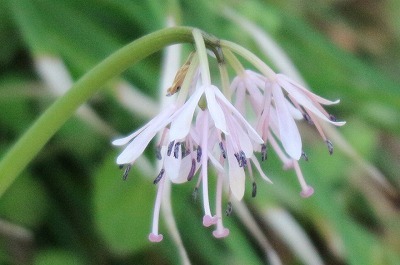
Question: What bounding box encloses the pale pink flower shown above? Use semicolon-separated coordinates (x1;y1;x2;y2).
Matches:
113;79;267;240
229;70;345;197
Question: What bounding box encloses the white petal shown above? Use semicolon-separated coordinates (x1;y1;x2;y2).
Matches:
112;105;175;146
230;117;254;158
277;75;345;126
272;82;302;160
214;88;263;144
169;87;204;141
204;85;228;134
277;74;340;105
244;78;263;113
226;139;245;200
116;127;158;164
164;152;182;183
286;99;303;120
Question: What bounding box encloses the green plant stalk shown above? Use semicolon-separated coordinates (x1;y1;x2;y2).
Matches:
0;27;195;197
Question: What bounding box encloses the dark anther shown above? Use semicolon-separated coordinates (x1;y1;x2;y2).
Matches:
192;187;198;201
197;146;202;163
167;140;175;156
234;153;241;167
252;182;257;198
226;202;233;216
119;164;124;170
122;164;132;181
156;146;162;160
181;142;189;158
303;113;314;125
326;140;334;155
153;169;165;184
173;142;181;159
329;114;337;122
301;151;309;161
219;142;226;159
187;159;196;181
239;151;247;167
261;144;268;161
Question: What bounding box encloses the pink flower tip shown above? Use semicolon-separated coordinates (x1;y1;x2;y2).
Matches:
203;215;218;227
300;186;314;198
212;228;230;238
148;233;163;242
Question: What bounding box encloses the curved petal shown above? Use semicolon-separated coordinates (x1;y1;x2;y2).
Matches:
214;88;263;144
277;74;340;105
277;75;345;126
272;82;302;160
169;87;204;141
286;99;303;120
112;105;176;146
226;139;245;200
116;127;159;164
230;116;254;158
205;85;228;134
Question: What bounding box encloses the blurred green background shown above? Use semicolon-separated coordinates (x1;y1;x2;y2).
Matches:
0;0;399;264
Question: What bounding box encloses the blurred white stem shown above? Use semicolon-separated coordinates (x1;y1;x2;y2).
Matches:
34;56;116;137
233;201;282;265
35;55;154;176
264;208;324;265
114;81;158;118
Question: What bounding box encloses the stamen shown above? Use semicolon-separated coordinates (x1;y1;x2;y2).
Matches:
303;113;314;125
181;142;189;158
197;146;202;163
156;145;162;160
167;140;175;156
326;140;334;155
234;153;241;167
226;202;233;216
261;144;267;161
293;160;314;198
149;176;165;243
252;182;257;198
153;169;165;184
301;151;309;161
219;141;227;159
212;221;230;238
239;151;247;167
187;159;196;181
173;142;181;159
118;164;124;170
122;164;131;181
329;114;337;122
213;172;229;238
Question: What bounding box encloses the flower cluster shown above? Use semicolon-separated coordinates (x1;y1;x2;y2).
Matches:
112;29;345;242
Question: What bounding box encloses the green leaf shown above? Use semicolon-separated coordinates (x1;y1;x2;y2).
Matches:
0;172;48;228
93;152;155;255
34;249;85;265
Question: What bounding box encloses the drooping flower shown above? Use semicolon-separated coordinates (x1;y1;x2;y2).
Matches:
228;68;345;197
112;28;346;242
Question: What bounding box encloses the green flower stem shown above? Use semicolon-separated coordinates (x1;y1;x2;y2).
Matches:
0;27;196;197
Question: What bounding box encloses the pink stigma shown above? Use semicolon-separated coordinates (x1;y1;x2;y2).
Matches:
213;228;230;239
202;215;218;227
148;233;163;243
300;186;314;198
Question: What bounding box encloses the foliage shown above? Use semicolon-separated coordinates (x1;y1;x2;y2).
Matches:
0;0;399;264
